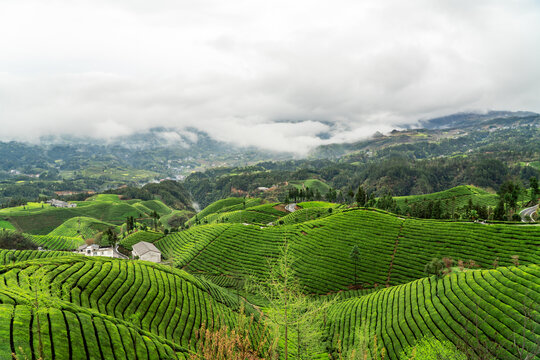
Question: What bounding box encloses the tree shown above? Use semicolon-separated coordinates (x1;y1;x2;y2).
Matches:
498;180;522;217
355;186;367;207
493;198;506;221
250;240;333;359
347;189;355;204
424;258;444;278
530;177;539;203
349;245;361;285
103;227;118;247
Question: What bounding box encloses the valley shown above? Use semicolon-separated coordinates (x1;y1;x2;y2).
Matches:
0;113;539;359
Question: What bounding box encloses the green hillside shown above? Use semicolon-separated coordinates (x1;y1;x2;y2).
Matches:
0;219;16;230
187;197;264;225
26;234;85;250
394;185;499;213
0;249;78;264
279;206;339;225
160;210;195;229
120;230;165;251
156;208;540;294
289;179;331;194
186;197;267;226
48;216;118;238
85;194;124;203
0;256;265;360
3;201;142;235
327;265;539;360
139;200;173;216
198;203;286;226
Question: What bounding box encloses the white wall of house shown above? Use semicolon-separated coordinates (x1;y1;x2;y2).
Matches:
140;251;161;263
76;246;123;258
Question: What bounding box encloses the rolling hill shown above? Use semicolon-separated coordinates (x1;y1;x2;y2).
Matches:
155;208;539;294
326;264;539;360
48;216;119;239
0;255;265;360
0;196;174;235
393;185;499;214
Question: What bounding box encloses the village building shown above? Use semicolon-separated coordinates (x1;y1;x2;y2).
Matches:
47;199;77;208
132;241;162;263
76;244;126;258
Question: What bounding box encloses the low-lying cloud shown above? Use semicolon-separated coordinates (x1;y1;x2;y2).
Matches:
0;0;539;155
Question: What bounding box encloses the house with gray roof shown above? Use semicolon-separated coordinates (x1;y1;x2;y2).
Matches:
132;241;162;263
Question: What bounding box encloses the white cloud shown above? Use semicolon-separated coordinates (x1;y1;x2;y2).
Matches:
0;0;539;153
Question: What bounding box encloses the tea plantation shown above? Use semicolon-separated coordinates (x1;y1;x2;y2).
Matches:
156;208;539;294
326;265;539;360
0;255;264;359
0;195;537;359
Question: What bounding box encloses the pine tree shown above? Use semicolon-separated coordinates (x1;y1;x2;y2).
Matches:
349;245;361;285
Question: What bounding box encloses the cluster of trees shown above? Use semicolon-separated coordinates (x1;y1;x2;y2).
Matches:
0;230;38;250
125;216;136;233
107;180;194;210
285;187;323;202
184;154;540;211
400;198;489;220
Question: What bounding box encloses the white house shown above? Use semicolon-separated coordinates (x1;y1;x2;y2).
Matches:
47;199;77;208
132;241;162;263
76;244;125;258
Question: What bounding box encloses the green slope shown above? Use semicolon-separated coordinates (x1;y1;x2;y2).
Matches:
394;185;499;213
289;179;331;194
0;249;78;264
120;230;165;251
4;202;142;235
156;208;540;294
0;256;264;359
48;216;118;238
326;265;540;360
139;200;173;216
186;197;263;226
0;219;16;230
26;234;85;250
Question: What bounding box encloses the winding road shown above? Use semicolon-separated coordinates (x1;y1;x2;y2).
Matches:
520;204;538;222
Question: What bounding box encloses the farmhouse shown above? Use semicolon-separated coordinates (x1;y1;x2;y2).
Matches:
76;244;125;258
132;241;162;263
47;199;77;208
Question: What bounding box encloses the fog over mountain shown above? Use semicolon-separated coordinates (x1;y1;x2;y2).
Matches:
1;0;539;154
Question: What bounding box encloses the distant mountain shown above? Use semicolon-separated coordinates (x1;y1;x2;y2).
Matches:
418;110;537;130
310;110;540;159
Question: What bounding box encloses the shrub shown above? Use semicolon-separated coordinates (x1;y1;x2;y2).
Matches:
399;337;467;360
0;230;38;250
424;258;444;278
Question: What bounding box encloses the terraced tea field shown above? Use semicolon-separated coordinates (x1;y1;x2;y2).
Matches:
156;208;540;294
120;230;165;250
0;194;537;359
48;216;118;239
393;185;499;213
26;234;85;250
0;255;264;360
326;265;539;360
1;196;173;235
0;249;77;264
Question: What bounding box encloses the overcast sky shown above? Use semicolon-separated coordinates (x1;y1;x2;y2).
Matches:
1;0;539;154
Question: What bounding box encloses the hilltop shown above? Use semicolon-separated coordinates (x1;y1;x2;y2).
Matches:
157;203;539;294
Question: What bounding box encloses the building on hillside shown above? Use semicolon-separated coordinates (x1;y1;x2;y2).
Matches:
132;241;162;263
76;244;126;258
47;199;77;208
